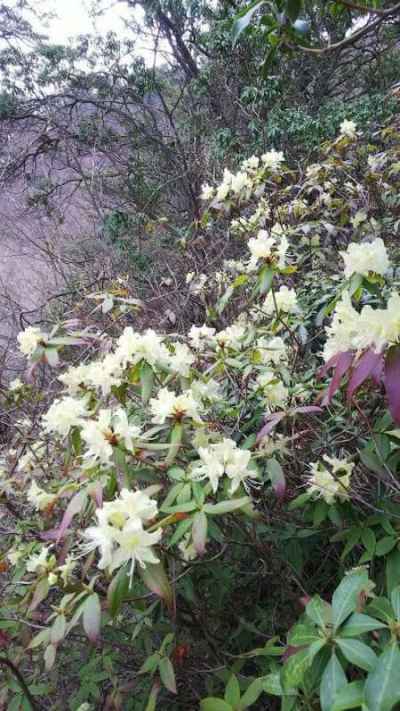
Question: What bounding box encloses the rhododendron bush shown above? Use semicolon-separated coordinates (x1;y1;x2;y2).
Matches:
3;120;400;710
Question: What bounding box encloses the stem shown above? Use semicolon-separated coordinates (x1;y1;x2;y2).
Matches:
0;657;40;710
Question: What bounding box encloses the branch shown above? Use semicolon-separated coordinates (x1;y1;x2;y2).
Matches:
296;1;400;54
336;0;390;13
0;657;40;710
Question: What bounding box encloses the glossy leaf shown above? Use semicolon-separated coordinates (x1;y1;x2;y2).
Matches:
159;657;177;694
340;612;386;637
331;570;368;630
139;560;174;613
82;593;101;642
364;643;400;711
232;0;266;44
336;638;377;672
320;653;347;711
332;681;365;711
225;675;240;707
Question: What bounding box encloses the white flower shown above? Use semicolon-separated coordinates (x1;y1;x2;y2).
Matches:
58;364;91;393
9;378;23;391
191;438;253;494
231;171;250;195
257;371;288;410
26;546;52;573
84;353;123;395
200;183;214;200
186;271;195;284
27;480;56;511
216;169;233;201
242;155;259;171
340;238;389;279
115;328;169;370
43;396;88;437
113;409;141;451
178;532;198;561
263;286;300;316
307;455;354;504
256;336;287;364
216;323;246;350
81;409;114;466
97;488;158;530
17;326;46;357
150;388;201;424
82;489;162;579
110;520;161;576
188;324;216;350
323;290;400;361
261;149;284;171
191;378;221;403
339;119;357;139
169;342;195;377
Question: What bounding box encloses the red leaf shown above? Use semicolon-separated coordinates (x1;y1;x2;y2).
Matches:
385;345;400;423
256;412;285;443
317;353;340;380
322;351;354;406
347;349;383;403
56;490;87;543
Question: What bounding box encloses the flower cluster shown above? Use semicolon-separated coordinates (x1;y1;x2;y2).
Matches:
191;438;254;494
82;488;162;579
307;455;354;504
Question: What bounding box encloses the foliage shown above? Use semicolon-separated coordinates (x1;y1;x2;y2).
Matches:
2;118;400;709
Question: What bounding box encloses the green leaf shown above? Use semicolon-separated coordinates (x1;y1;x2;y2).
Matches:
217;285;234;315
138;561;174;612
367;597;395;625
107;565;130;618
50;615;66;645
332;681;365;711
140;363;154;404
82;593;101;642
201;700;233;711
375;537;397;557
340;613;386;637
386;549;400;594
364;643;400;711
225;675;240;707
336;638;377;672
239;678;264;708
232;0;266;45
257;265;274;296
203;496;250;515
165;422;183;466
159;657;177;694
262;672;283;696
361;528;376;555
320;653;347;711
390;585;400;619
286;0;302;23
145;681;160;711
288;623;321;646
306;595;332;628
332;570;369;630
282;640;325;689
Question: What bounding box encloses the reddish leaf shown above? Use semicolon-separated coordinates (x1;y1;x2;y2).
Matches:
322;351;354;406
385;346;400;424
318;353;340;380
56;490;87;543
347;349;384;403
256;412;285;443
